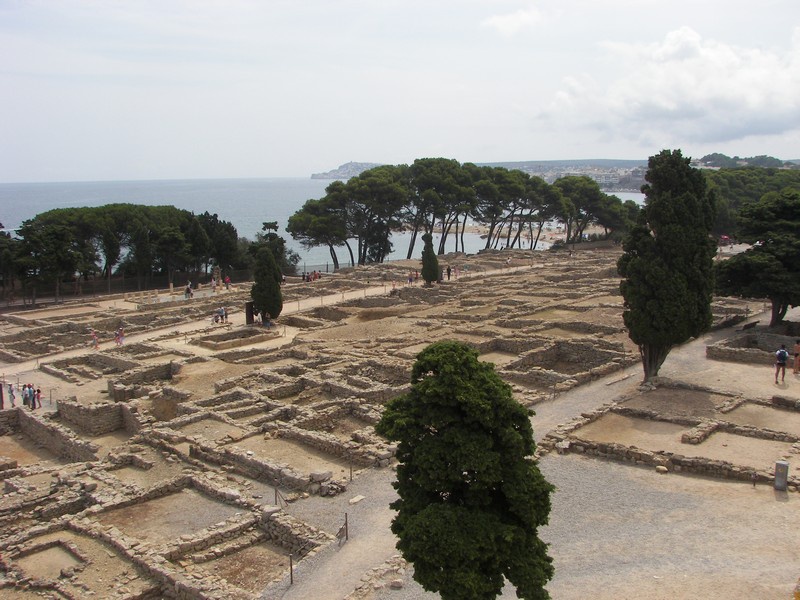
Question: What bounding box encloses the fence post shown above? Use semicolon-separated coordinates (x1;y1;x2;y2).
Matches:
289;553;293;585
345;512;349;541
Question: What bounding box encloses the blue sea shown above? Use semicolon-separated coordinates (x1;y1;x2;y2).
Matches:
0;178;644;270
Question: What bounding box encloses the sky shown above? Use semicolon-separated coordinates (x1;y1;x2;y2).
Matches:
1;0;799;183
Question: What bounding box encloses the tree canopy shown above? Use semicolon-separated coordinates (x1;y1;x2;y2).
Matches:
7;204;243;292
715;188;800;325
376;340;554;600
1;203;301;301
618;149;717;380
703;167;800;236
287;159;637;268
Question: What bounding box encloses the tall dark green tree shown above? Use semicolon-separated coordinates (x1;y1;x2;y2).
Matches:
715;188;800;326
0;223;18;298
249;222;300;276
251;246;283;319
617;149;717;380
420;232;439;285
376;341;554;600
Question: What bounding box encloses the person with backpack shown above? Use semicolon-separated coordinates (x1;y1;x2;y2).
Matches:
775;344;789;384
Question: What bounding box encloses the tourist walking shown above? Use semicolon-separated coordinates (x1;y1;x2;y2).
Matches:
793;339;800;375
775;344;789;384
90;329;99;349
7;383;14;408
224;275;231;290
36;387;42;408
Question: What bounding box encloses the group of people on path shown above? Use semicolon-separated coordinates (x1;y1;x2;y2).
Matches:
0;382;41;410
404;265;459;286
189;274;233;296
775;339;800;384
89;327;124;348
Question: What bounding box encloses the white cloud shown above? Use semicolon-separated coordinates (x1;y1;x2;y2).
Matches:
481;6;542;36
536;26;800;149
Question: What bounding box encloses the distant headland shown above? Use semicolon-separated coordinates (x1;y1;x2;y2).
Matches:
311;162;385;180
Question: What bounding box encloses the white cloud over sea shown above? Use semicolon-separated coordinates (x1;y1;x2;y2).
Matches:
0;0;798;182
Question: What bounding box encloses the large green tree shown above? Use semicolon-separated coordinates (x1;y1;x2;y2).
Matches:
618;149;717;380
376;341;553;600
287;196;351;269
715;188;800;326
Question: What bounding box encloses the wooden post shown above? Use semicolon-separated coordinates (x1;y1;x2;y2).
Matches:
289;553;294;585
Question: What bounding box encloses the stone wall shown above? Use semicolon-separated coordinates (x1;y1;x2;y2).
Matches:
17;410;99;462
189;441;315;493
57;399;124;436
707;331;798;365
267;425;383;468
108;362;177;401
542;402;800;490
48;353;140;378
0;408;20;435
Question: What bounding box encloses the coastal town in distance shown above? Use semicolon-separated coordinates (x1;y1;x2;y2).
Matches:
312;153;800;192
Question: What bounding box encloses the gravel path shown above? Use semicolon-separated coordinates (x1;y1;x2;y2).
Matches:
371;453;800;600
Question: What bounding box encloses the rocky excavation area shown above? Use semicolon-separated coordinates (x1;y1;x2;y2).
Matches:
0;245;799;599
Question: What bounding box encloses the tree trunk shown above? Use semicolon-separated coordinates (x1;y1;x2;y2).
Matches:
327;245;340;270
770;299;789;327
640;343;671;381
344;240;356;267
484;220;497;249
406;227;419;259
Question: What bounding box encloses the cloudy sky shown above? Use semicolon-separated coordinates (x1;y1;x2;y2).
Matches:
1;0;798;182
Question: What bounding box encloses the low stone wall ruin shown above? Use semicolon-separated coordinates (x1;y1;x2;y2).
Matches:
108;361;177;401
17;410;99;462
707;331;798;365
542;398;800;490
56;399;126;437
41;354;140;383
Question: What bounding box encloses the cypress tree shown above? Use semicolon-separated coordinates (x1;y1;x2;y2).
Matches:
376;340;554;600
421;232;439;285
251;246;283;319
617;149;717;380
